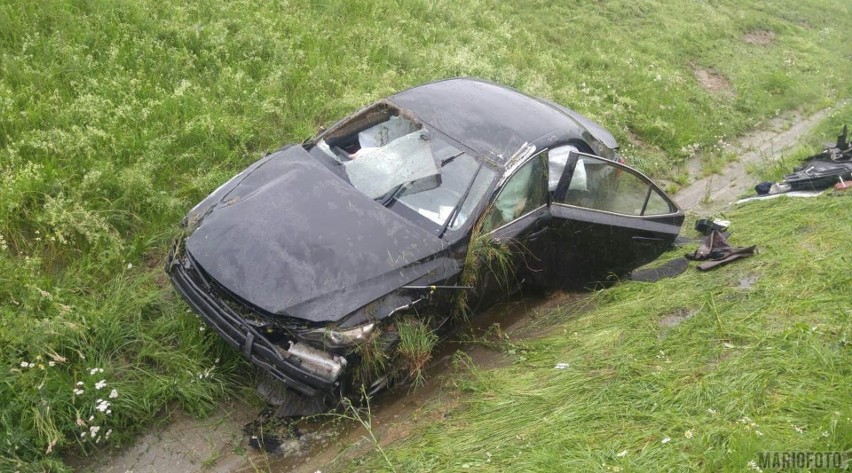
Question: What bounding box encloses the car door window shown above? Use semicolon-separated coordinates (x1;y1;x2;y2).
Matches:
482;154;548;232
547;144;578;191
555;153;675;216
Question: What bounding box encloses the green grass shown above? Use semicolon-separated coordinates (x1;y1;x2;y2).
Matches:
1;0;851;470
353;193;852;473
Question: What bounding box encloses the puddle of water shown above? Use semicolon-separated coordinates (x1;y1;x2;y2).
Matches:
738;275;759;289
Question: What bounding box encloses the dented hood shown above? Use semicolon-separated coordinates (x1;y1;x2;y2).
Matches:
185;145;448;323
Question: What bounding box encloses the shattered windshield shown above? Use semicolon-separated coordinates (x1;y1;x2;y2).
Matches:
312;112;495;232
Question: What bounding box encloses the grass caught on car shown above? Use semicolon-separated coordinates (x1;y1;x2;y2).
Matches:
1;0;851;470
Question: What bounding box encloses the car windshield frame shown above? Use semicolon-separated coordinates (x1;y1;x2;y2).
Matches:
306;104;499;238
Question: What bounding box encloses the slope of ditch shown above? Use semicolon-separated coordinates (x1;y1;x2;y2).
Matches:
83;106;835;473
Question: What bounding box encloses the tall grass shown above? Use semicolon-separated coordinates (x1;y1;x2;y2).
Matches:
1;0;850;470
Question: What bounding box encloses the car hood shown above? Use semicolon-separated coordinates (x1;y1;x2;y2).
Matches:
185;145;450;323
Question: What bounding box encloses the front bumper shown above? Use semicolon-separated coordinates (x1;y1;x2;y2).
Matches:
166;242;345;398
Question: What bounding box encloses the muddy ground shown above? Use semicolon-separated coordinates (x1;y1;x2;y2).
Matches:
77;106;833;473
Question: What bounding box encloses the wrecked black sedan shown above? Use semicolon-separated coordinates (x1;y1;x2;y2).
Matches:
167;78;684;414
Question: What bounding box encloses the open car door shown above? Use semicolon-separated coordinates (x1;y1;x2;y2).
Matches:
473;153;552;308
549;150;684;287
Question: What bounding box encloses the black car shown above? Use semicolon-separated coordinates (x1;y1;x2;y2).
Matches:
167;78;684;415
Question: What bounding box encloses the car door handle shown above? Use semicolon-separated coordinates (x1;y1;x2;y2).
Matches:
632;235;663;242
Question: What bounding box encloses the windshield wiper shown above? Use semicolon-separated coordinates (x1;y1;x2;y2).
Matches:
439;163;483;238
378;182;408;207
440;151;465;167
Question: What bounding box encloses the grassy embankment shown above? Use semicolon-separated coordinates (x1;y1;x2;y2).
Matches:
1;0;850;470
353;107;852;471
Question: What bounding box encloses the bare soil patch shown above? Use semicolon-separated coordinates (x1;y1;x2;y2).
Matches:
743;30;776;46
692;67;734;95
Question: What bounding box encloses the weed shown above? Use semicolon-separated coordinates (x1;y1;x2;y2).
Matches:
353;328;390;387
340;392;396;473
454;218;516;320
396;319;439;388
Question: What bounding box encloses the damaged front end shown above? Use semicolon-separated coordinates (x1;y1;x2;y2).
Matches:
166;239;447;416
167;242;352;412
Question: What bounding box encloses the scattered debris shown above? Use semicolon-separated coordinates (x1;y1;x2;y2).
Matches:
243;408;301;454
835;179;852;191
554;363;570;370
630;258;689;282
694;218;730;235
736;190;824;204
751;124;852;198
686;230;756;271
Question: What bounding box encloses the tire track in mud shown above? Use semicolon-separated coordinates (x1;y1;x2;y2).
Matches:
83;105;834;473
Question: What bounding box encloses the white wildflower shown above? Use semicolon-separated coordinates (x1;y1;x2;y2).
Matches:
96;399;110;412
661;437;671;444
792;424;804;434
821;431;829;438
109;389;118;399
707;408;717;415
89;367;104;375
747;459;763;472
105;429;112;439
127;263;133;269
616;450;628;457
48;361;56;367
73;388;84;396
95;379;107;390
89;425;100;436
20;361;32;368
76;381;84;386
684;430;694;439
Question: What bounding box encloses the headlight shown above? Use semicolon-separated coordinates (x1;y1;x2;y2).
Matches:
298;323;376;349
